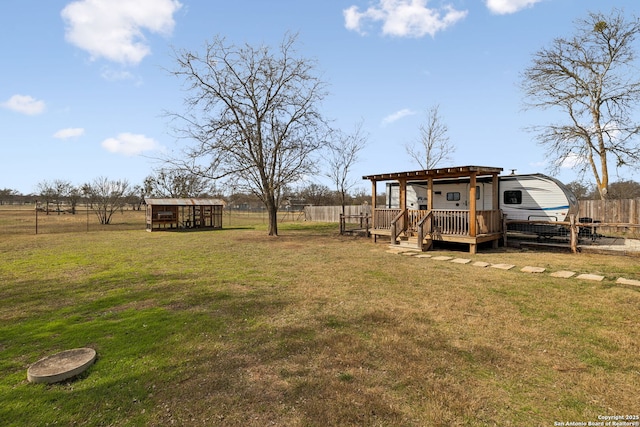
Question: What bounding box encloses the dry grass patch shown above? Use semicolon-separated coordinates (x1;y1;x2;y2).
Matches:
0;224;638;426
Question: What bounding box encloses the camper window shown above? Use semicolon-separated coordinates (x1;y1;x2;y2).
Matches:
446;192;461;201
504;190;522;205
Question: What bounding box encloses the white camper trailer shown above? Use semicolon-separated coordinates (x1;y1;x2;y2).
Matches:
385;173;579;222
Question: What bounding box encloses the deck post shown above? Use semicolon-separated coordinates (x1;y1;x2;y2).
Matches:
570;215;578;253
399;178;408;238
371;180;377;241
469;173;477;238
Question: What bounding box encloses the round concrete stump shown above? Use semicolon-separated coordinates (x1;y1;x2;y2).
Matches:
27;348;97;384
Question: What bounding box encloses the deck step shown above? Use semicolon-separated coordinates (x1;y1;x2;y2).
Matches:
390;236;432;251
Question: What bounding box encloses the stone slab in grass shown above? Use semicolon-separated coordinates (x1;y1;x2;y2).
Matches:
550;270;576;278
386;249;409;254
415;254;432;258
576;273;605;282
491;263;515;270
432;256;453;261
521;266;545;273
472;261;490;268
27;348;96;384
616;277;640;287
451;258;471;264
402;252;419;256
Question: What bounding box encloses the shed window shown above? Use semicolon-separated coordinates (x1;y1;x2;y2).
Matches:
503;190;522;205
446;192;461;201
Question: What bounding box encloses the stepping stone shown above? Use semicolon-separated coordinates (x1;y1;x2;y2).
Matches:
432;256;453;261
521;266;545;273
27;348;96;384
402;251;418;256
491;263;515;270
415;254;432;258
472;261;490;268
550;271;576;278
616;277;640;287
576;273;605;282
386;249;409;254
451;258;471;264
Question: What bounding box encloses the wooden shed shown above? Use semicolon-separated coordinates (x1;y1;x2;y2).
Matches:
363;166;504;254
145;198;225;232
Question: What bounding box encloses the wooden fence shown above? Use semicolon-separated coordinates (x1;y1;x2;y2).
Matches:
304;205;371;223
579;199;639;225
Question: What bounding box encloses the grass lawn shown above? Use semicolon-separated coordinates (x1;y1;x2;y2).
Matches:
0;219;638;426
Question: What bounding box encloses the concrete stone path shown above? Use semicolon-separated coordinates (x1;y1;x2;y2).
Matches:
386;249;639;288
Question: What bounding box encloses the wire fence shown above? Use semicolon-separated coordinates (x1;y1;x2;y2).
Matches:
0;205;307;236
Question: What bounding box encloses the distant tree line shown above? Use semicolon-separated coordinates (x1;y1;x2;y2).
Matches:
566;180;640;200
2;176;638;216
0;175;378;222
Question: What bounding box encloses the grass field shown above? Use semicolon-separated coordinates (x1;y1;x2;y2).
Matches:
0;213;638;426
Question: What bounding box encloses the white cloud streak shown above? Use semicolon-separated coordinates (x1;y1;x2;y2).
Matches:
382;108;416;125
101;132;160;156
1;95;46;115
344;0;468;38
54;128;85;139
485;0;543;15
61;0;183;65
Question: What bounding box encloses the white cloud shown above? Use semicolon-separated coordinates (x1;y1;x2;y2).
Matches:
54;128;85;139
560;153;584;169
101;132;160;156
344;0;467;38
485;0;543;15
61;0;183;65
382;108;416;125
2;94;46;115
100;67;136;82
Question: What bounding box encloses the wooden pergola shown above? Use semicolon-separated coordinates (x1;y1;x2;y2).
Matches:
145;198;225;232
363;166;504;254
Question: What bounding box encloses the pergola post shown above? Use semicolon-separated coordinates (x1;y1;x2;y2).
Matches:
492;173;501;249
371;180;377;241
399;178;407;235
492;173;499;211
427;178;433;210
469;173;477;238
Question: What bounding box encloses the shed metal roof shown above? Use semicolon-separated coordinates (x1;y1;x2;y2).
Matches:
145;198;226;206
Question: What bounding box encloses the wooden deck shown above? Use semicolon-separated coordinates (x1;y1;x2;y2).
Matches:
371;208;504;254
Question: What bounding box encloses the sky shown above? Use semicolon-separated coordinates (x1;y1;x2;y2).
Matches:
2;0;640;195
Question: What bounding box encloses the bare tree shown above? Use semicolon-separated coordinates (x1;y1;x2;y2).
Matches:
144;168;215;198
83;177;130;225
565;181;593;200
168;33;328;235
521;9;640;199
0;188;19;205
36;180;56;214
405;105;455;170
325;121;368;214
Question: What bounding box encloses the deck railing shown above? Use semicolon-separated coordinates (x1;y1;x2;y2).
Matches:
389;209;406;243
374;208;502;237
374;208;402;230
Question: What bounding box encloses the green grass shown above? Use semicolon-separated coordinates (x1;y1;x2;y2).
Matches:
0;219;639;426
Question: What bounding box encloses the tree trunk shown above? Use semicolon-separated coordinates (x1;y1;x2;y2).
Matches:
267;202;278;236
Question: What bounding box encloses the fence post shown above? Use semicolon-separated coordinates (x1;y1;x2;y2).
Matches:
570;215;578;253
502;214;507;248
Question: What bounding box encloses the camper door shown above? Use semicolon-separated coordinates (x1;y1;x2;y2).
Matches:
434;183;485;210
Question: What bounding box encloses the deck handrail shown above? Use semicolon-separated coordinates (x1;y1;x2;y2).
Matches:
390;209;407;243
416;210;434;244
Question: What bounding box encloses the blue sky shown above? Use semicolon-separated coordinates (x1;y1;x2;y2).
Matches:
1;0;639;195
